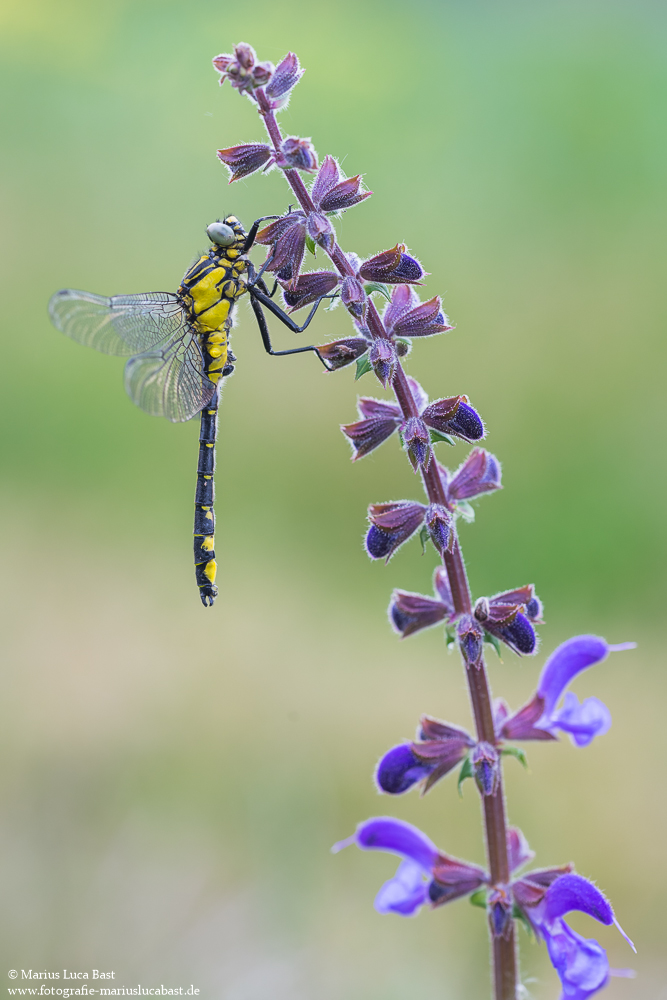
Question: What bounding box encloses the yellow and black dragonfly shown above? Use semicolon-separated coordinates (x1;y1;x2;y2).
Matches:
49;215;330;606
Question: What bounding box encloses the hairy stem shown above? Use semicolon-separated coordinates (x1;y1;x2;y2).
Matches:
256;92;517;1000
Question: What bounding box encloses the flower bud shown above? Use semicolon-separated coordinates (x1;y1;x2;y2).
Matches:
389;590;449;638
359;244;424;284
278;136;318;172
316;337;369;370
369;339;398;388
340;276;366;318
446;448;502;501
457;614;484;668
265;52;304;102
305;212;335;251
487;886;513;938
390;296;452;339
216;143;272;182
280;270;339;309
365;501;426;562
425;503;453;554
404;417;431;471
471;741;500;796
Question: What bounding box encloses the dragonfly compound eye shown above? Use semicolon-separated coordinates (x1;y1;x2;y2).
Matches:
207;222;236;247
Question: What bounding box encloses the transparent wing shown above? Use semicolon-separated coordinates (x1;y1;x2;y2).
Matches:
48;289;189;356
124;331;216;423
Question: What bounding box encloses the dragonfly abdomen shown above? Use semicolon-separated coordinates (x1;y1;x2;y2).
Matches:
194;399;220;606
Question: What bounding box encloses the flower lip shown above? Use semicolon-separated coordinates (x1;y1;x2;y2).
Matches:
537;635;636;717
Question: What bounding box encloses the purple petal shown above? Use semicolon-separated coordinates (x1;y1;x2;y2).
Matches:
216;143;272;182
537;635;635;717
265;51;303;99
341;416;400;460
357;397;402;421
406;376;429;413
545;874;613;926
376;744;435;794
311;155;341;205
316;337;368;371
319;175;371;212
255;213;306;245
333;817;439;871
391;296;453;339
374;859;430;916
278;136;318;172
544;919;611;999
366;501;426;561
268;223;307;279
433;566;454;610
383;285;420;333
508;827;535;873
484;611;537;656
447;448;502;501
551;692;612;747
359;245;425;284
422;397;485;443
389;590;448;637
280;270;339;309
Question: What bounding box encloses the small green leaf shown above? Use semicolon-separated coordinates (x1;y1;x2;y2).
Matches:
419;525;429;555
457;755;474;797
445;625;457;649
355;356;372;380
501;746;529;770
363;281;391;301
455;501;475;523
483;630;502;659
305;235;317;257
429;430;456;447
469;889;488;909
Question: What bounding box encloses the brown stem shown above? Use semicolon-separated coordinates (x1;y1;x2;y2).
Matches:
254;91;517;1000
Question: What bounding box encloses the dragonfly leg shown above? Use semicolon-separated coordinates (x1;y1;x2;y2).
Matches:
241;215;281;255
248;293;332;370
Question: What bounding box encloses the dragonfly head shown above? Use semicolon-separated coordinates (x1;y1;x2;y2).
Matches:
206;221;237;247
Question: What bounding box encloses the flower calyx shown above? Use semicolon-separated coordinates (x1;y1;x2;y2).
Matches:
473;584;543;657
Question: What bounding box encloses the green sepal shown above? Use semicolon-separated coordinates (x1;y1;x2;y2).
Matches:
457;754;474;797
512;904;535;939
363;281;391;301
419;525;430;555
469;889;488;909
455;501;475;523
355;356;372;380
305;235;317;257
429;430;456;447
445;625;457;649
501;746;528;770
483;630;502;659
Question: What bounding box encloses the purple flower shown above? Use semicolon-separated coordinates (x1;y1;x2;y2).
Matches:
376;716;474;795
314;336;370;371
255;156;371;283
341;377;484;466
457;614;485;667
381;283;451;335
473;584;543;657
365;501;426;561
439;448;502;502
500;636;636;746
264;52;304;107
389;566;455;637
216;142;273;182
516;872;635;999
332;817;486;916
359;245;425;284
275;136;318;172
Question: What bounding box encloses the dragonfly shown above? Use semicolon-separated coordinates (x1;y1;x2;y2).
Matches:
49;215;331;606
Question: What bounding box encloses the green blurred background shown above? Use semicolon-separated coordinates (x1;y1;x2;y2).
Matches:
1;0;665;996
